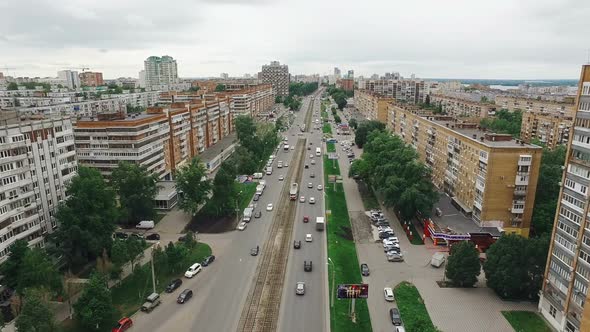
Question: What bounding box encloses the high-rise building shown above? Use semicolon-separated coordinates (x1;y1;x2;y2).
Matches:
143;55;179;88
138;70;146;88
260;61;290;97
354;90;394;122
0;116;77;262
538;65;590;332
334;67;341;77
79;71;104;87
347;70;354;79
220;73;229;79
57;70;81;89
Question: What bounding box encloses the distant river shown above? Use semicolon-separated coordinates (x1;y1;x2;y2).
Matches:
488;85;519;91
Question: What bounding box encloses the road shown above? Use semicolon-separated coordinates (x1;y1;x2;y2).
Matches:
129;91;326;332
277;91;329;332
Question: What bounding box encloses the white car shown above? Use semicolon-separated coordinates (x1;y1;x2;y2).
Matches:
291;147;295;150
309;154;313;158
311;159;316;165
317;184;323;190
279;175;284;181
305;234;313;242
237;222;247;231
184;263;202;278
285;162;289;167
308;182;313;188
384;287;395;302
309;197;316;204
266;203;273;211
299;196;305;203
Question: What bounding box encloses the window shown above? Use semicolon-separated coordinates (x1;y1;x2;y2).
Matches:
549;305;557;318
558;221;579;239
560;206;583;225
563;193;585;210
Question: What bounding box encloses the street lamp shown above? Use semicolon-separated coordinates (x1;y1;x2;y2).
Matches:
151;241;161;294
235;190;243;225
327;257;335;308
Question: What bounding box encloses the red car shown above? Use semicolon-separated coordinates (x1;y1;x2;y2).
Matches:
303;216;309;223
112;317;133;332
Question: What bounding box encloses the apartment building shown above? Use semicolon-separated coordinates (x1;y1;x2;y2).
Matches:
0;116;77;262
225;84;274;118
539;65;590;332
357;77;428;104
520;111;573;149
260;61;290;97
57;70;81;89
496;95;575;116
337;78;354;92
79;72;104;87
354;90;394;123
430;93;497;118
74;112;171;179
388;104;542;239
144;55;179;88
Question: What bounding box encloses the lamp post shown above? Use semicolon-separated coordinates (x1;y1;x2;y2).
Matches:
151;241;161;294
236;190;243;225
327;257;335;308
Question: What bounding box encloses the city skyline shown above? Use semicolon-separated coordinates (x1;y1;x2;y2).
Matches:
1;0;589;79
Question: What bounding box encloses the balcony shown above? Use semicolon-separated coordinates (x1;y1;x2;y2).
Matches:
518;155;532;166
514;189;527;196
511;206;525;214
515;175;529;186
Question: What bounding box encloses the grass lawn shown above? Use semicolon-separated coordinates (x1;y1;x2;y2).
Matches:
502;311;551;332
327;142;336;153
323;123;332;134
394;281;438;331
237;182;258;210
322;109;329;121
324;155;372;332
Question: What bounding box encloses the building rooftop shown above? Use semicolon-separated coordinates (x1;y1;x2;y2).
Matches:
155;181;177;200
430;193;502;237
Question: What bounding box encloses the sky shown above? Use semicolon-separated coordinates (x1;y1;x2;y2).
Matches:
1;0;589;80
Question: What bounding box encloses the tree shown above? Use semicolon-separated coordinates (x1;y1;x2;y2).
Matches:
74;273;116;331
215;84;226;92
445;241;481;287
425;94;431;106
0;239;30;289
234;115;257;144
110;240;128;267
126;237;145;272
354;120;386;148
49;167;118;269
189;86;200;92
15;288;57;332
349;118;358;129
17;248;63;295
531;145;566;236
233;146;258;175
479;109;522;137
175;157;212;216
111;162;159;224
207;161;238;217
165;242;187;273
7;82;18;90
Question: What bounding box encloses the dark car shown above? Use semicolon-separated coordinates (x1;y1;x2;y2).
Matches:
251;246;260;256
165;279;182;293
201;255;215;266
310;173;315;178
253;194;260;201
304;261;313;272
305;164;309;169
114;232;129;239
255;211;262;218
294;240;301;249
177;289;193;304
307;146;311;150
390;308;402;325
303;216;309;223
379;232;395;239
146;233;160;241
361;263;370;276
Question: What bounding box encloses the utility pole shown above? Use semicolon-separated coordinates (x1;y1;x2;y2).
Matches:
150;242;160;294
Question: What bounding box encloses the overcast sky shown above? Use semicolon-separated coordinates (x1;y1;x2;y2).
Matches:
1;0;589;80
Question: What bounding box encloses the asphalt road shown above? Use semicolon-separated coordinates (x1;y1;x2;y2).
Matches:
129;92;325;332
277;92;329;332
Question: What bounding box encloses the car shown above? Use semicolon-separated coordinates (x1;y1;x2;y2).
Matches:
305;164;309;169
395;327;407;332
386;246;402;253
253;194;260;201
305;234;313;242
385;236;400;243
384;287;395;301
304;260;313;272
387;252;404;262
251;246;260;256
299;196;305;203
303;216;310;223
279;175;284;181
237;221;247;231
146;233;160;241
201;255;215;266
379;232;395;239
291;146;295;150
317;184;323;190
378;226;392;231
114;232;129;239
375;221;390;227
165;279;183;293
309;154;313;158
307;146;311;150
141;292;161;312
294;240;301;249
308;182;313;188
311;159;316;165
384;245;400;252
285;162;289;167
184;263;202;278
383;241;400;248
296;282;305;295
266;203;273;211
255;211;262;218
309;197;316;204
361;263;370;276
112;317;133;332
390;308;402;325
177;289;193;304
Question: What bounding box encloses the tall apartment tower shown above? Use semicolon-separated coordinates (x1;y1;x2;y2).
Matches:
57;70;81;89
144;56;179;88
0;116;77;262
334;67;341;77
260;61;290;97
539;65;590;332
79;71;104;87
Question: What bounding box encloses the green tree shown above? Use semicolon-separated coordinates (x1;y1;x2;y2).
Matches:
445;241;481;287
110;240;128;267
349;118;358;129
189;86;200;92
74;273;116;331
15;288;57;332
233;146;258;175
207;161;238;217
7;82;18;90
49;167;118;269
425;94;431;106
234;115;257;144
17;248;63;295
531;145;566;236
125;236;145;272
0;239;29;288
479;109;522;137
111;162;159;224
215;84;226;92
175;157;212;216
165;242;186;273
354;120;386;148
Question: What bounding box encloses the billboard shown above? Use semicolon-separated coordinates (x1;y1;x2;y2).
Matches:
337;284;369;299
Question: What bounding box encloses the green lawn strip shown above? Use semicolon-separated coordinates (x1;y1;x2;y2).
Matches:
323;123;332;134
154;212;166;225
111;242;212;317
501;311;551;332
394;281;437;331
324;155;372;332
237;182;257;210
327;142;336;153
405;218;425;245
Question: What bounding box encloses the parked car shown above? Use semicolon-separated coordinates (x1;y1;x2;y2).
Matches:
251;246;260;256
177;289;193;304
387;252;404;262
255;211;262;218
384;287;395;302
141;293;161;313
201;255;215;266
296;282;305;295
112;317;133;332
114;232;129;239
165;279;182;293
360;263;370;276
184;263;202;278
294;240;301;249
303;216;310;223
304;261;313;272
237;221;248;231
146;233;160;241
317;184;323;190
379;232;395;239
253;194;260;201
390;308;402;325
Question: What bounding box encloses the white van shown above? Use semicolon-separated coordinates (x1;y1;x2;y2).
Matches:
136;220;155;229
266;166;273;175
315;147;321;156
